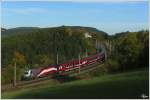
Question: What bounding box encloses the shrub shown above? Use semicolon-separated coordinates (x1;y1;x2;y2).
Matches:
104;59;120;73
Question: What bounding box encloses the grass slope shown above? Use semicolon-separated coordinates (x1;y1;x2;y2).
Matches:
2;69;149;99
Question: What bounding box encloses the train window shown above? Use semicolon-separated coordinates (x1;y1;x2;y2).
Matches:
59;66;63;70
24;71;28;74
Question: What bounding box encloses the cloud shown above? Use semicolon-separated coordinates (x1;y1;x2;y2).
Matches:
3;7;49;15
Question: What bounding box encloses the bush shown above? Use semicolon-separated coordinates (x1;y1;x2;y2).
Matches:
89;65;108;77
1;64;26;84
105;59;120;73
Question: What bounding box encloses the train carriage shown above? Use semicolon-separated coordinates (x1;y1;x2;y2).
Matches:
23;52;106;79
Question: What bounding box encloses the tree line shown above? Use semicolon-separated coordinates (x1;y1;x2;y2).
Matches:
103;30;149;73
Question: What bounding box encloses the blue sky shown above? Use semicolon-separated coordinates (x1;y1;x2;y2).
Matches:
1;1;148;34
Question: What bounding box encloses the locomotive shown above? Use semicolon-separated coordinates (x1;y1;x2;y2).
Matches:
23;52;106;80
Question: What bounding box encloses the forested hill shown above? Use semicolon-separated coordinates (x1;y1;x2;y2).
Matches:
1;26;108;38
1;26;108;68
2;26;107;68
56;26;108;38
1;26;149;84
2;26;109;84
1;27;40;37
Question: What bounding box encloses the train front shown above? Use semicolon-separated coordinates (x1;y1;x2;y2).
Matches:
37;66;58;78
22;65;58;80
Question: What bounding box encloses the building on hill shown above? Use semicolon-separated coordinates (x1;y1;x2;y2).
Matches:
84;32;92;38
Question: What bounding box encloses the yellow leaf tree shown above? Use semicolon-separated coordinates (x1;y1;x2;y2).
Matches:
13;51;27;67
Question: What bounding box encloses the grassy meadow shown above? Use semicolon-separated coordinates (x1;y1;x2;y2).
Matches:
2;68;149;99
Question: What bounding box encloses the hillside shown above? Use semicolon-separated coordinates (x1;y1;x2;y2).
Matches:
1;26;108;84
2;69;149;99
1;28;7;32
2;26;148;86
1;26;108;38
58;26;108;38
2;26;107;67
1;27;40;37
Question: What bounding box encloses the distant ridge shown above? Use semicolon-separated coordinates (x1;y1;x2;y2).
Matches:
1;27;40;37
1;26;108;38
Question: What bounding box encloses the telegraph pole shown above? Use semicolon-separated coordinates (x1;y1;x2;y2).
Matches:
53;32;59;74
13;62;16;87
85;48;88;57
78;53;81;73
56;52;59;65
95;39;97;49
78;46;81;73
95;39;98;53
54;33;58;66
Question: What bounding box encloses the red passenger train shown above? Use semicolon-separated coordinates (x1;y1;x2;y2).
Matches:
23;52;106;79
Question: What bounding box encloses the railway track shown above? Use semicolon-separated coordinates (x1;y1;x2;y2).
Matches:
2;62;104;92
69;62;104;77
1;76;51;92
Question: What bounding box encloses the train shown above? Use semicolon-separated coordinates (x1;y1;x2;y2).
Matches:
22;52;106;80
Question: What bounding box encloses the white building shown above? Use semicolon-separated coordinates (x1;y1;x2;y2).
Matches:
84;32;92;38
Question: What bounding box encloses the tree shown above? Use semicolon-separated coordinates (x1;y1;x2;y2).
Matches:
136;31;149;66
12;51;27;86
117;33;143;70
1;50;27;85
13;51;27;67
33;54;54;68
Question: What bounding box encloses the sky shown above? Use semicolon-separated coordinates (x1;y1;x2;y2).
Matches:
1;1;148;34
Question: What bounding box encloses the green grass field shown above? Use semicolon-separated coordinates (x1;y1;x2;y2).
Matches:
2;69;149;99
